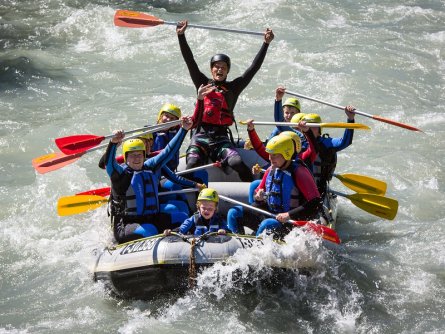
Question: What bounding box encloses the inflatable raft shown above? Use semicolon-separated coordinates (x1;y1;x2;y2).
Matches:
93;148;339;299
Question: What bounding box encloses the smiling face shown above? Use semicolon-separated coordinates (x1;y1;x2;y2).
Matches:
211;61;229;82
126;151;145;170
198;200;217;220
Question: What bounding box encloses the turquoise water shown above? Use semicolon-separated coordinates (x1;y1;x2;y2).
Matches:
1;1;444;333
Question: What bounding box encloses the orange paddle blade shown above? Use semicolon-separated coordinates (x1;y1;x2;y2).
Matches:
372;115;423;132
32;151;83;174
114;10;165;28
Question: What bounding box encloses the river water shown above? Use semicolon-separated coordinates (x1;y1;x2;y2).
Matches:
1;0;444;333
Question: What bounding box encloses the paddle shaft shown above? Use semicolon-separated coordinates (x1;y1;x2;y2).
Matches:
50;121;180;162
165;20;263;36
75;162;221;197
242;121;369;130
219;195;313;228
96;120;181;142
285;90;422;132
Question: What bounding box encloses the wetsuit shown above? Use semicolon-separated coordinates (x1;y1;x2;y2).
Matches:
104;128;189;244
178;34;271;182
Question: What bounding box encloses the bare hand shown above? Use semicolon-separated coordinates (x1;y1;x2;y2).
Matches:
217;229;226;235
197;83;215;100
345;105;356;120
264;28;274;44
298;120;309;133
246;118;255;131
196;183;207;191
275;212;290;223
163;229;172;236
181;116;194;131
111;130;125;144
275;86;285;101
176;20;188;35
254;189;266;202
252;163;263;175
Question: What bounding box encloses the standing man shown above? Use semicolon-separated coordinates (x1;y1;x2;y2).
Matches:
176;20;274;182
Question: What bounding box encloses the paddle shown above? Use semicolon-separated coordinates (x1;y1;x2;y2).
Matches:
55;120;181;155
114;10;264;36
75;161;223;197
333;173;387;196
330;190;398;220
218;194;341;244
285;90;422;132
32;123;176;174
239;120;370;130
58;188;200;216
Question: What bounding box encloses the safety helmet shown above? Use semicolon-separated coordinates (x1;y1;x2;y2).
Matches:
135;131;153;141
157;103;182;122
282;98;301;112
279;131;302;154
265;135;295;161
302;113;322;123
197;188;219;204
122;139;146;163
290;113;307;124
210;54;231;72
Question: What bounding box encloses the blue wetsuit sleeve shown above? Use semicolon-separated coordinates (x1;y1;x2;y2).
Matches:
105;142;124;177
179;216;194;234
324;118;355;151
144;127;187;170
162;166;196;188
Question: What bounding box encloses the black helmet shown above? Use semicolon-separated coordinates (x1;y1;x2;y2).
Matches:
210;54;231;71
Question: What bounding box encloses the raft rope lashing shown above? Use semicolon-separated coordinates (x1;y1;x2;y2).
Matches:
188;238;197;288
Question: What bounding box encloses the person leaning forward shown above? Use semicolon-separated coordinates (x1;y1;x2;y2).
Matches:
104;116;193;244
176;20;274;182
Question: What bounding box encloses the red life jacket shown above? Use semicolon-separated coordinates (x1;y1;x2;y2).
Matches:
202;90;233;126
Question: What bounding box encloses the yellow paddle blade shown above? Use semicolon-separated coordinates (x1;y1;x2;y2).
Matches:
57;195;108;216
318;122;370;130
346;193;398;220
334;173;387;195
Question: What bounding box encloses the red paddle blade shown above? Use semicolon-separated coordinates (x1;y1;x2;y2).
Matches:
76;187;111;197
55;134;105;155
32;151;83;174
291;220;340;244
114;10;165;28
372;115;422;132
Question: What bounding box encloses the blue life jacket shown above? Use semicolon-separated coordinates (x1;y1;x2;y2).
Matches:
193;212;223;236
265;160;304;213
120;166;159;216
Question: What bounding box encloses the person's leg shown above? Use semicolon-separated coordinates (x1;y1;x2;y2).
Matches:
256;218;282;237
227;205;244;234
220;147;253;182
186;133;209;169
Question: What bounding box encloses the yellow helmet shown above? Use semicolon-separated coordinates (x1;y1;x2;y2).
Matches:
279;131;302;154
290;113;306;124
282;98;301;112
266;135;295;161
302;113;322;123
197;188;219;204
122;139;146;162
157;103;181;122
135;131;153;141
